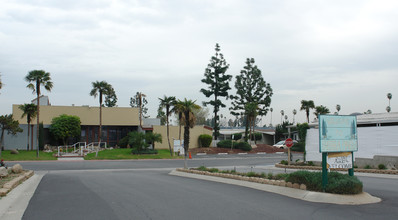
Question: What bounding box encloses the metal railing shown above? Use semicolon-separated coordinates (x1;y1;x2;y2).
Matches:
57;142;107;157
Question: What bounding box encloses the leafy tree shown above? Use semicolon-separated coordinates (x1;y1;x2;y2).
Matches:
314;105;330;118
192;107;209;125
200;43;232;141
49;114;81;147
156;106;167;125
159;95;176;156
130;92;149;127
230;58;273;141
19;103;37;151
0;114;23;156
175;99;201;168
336;104;341;115
25;70;53;157
90;80;113;142
300;100;315;123
104;87;117;107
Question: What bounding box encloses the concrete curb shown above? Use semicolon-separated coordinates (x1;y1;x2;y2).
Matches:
275;163;398;175
169;169;381;205
0;170;35;196
0;172;45;220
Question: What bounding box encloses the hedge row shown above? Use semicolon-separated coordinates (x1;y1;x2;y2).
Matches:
217;140;252;151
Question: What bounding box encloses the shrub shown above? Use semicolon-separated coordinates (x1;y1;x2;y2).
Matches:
364;165;372;169
291;141;305;152
250;133;262;141
280;160;288;165
208;168;219;173
234;142;252;151
267;173;273;179
199;134;212;148
197;166;207;171
275;173;289;180
378;164;386;170
118;136;129;148
233;133;242;140
217;140;233;148
307;161;314;166
285;171;363;194
246;172;257;177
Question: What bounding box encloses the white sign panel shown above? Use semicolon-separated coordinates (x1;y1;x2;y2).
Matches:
327;152;352;169
173;140;184;155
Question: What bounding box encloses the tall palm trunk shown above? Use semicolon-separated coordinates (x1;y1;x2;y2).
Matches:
183;122;190;169
26;122;30;150
166;114;172;156
99;91;102;143
36;81;40;158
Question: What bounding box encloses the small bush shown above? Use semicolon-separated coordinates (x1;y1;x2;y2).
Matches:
307;161;314;166
233;133;242;140
199;134;213;148
364;165;372;169
208;168;219;173
275;173;289;180
234;142;252;151
378;164;386;170
280;160;288;165
246;172;257;177
118;136;129;148
291;141;305;152
285;171;363;194
217;140;233;148
267;173;273;179
197;166;207;171
250;133;262;141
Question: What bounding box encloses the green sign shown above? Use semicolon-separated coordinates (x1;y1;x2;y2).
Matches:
319;115;358;153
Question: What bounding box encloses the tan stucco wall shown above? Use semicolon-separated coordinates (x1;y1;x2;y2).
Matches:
152;125;213;149
13;105;140;126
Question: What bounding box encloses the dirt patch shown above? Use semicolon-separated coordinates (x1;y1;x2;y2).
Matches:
189;144;291;154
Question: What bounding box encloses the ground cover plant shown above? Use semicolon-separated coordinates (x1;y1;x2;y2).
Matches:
192;166;363;194
0;150;56;161
84;148;181;160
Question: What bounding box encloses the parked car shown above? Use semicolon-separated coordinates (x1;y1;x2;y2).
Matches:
273;140;298;149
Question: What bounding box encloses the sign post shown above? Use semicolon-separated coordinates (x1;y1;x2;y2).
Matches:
319;115;358;191
285;138;294;165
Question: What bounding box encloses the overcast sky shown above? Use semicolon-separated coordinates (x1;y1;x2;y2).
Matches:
1;0;397;126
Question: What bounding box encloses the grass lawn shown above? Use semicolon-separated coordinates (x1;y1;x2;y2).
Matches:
0;150;57;161
84;148;183;160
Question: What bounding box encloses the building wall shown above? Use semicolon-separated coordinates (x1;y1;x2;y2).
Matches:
306;125;398;162
13;105;140;126
3;124;35;150
152;125;213;149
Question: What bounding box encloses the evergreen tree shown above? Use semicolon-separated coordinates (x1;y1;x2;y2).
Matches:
230;58;273;141
200;43;232;141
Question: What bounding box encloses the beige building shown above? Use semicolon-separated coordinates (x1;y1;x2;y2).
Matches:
10;104;211;149
153;125;213;149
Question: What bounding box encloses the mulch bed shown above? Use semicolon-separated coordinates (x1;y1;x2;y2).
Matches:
189;144;294;155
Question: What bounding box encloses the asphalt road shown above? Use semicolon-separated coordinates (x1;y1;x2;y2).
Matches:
6;154;398;220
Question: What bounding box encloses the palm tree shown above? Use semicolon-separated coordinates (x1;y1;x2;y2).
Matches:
336;104;341;115
280;110;284;124
25;70;53;157
90;81;112;143
300;100;315;123
175;99;200;169
314;105;330;118
19;104;37;151
292;109;297;124
159;95;176;156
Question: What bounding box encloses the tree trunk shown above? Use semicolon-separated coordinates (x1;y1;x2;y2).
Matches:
0;129;4;157
27;122;30;151
36;87;40;158
31;125;34;151
183;113;190;169
166;114;172;156
99;91;102;143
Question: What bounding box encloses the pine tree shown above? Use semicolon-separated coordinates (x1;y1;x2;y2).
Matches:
200;43;232;140
230;58;273;141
